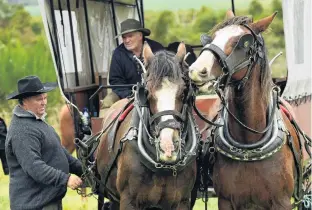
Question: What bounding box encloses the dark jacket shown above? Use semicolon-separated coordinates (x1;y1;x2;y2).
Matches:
0;117;7;150
109;38;164;99
0;117;9;175
5;105;83;210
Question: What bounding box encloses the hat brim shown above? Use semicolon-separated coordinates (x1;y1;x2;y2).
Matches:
6;82;58;100
115;28;151;38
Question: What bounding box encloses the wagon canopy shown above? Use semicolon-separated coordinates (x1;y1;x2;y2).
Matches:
282;0;312;104
38;0;142;90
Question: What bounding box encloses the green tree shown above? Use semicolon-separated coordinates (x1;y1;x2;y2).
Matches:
193;6;218;34
0;0;60;112
271;0;283;19
10;9;31;33
152;10;175;45
248;0;263;18
31;21;42;35
0;0;22;27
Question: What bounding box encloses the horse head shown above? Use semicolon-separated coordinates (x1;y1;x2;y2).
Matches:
189;12;276;93
188;12;277;140
142;42;192;164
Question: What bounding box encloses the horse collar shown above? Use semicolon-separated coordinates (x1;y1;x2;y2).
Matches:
213;107;288;161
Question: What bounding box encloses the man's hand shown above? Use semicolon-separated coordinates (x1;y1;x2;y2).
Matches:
67;174;83;190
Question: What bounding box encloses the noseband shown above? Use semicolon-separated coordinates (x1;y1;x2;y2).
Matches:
135;76;194;139
132;76;198;174
200;24;264;90
149;82;193;138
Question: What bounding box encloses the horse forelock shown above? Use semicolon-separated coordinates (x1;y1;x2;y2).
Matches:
146;50;184;94
210;16;253;36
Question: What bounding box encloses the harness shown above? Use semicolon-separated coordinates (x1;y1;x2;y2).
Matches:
128;81;199;174
76;76;201;202
195;24;312;209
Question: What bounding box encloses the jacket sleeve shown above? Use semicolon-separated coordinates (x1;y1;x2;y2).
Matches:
109;51;133;99
11;131;70;187
62;147;83;176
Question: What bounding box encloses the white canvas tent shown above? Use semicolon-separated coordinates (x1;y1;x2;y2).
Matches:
282;0;312;103
282;0;312;137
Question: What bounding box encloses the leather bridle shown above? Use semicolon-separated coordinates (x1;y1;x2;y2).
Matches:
200;24;264;90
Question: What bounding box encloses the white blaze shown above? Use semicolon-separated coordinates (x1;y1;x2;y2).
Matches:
189;25;244;81
155;78;179;121
155;78;179;157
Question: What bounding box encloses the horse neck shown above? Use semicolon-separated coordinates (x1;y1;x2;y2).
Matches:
227;64;270;144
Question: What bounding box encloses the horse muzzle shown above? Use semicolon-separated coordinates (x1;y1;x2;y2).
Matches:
158;128;180;163
189;67;215;87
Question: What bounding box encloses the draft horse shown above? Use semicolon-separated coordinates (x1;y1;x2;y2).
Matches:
189;12;310;209
96;42;199;210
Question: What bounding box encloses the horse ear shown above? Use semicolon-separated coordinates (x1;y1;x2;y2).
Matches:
143;41;154;65
251;12;277;34
175;42;186;63
225;10;235;19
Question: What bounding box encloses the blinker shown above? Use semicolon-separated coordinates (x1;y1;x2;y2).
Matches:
236;33;254;50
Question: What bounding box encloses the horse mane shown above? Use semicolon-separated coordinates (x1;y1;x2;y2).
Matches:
146;50;185;93
210;16;253;35
258;42;272;104
211;16;272;104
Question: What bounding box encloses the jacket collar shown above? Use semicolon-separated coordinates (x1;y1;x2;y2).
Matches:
13;105;47;120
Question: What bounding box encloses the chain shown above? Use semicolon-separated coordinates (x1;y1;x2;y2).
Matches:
76;170;93;198
154;138;160;161
303;194;312;209
157;164;177;176
76;187;94;197
154;161;188;176
230;146;263;154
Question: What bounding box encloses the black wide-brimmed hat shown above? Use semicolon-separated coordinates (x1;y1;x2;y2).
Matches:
116;19;150;38
7;75;57;100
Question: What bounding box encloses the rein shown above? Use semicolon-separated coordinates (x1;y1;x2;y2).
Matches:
215;86;279;134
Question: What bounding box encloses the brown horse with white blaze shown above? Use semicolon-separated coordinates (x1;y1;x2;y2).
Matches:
189;11;304;210
96;42;198;210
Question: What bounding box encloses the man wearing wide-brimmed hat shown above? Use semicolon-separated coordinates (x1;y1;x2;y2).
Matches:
5;75;83;210
109;18;164;99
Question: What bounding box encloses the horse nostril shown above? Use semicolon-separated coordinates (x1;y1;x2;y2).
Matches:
200;67;208;75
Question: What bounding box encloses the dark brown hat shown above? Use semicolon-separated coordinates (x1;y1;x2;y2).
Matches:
7;75;57;100
116;19;150;38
